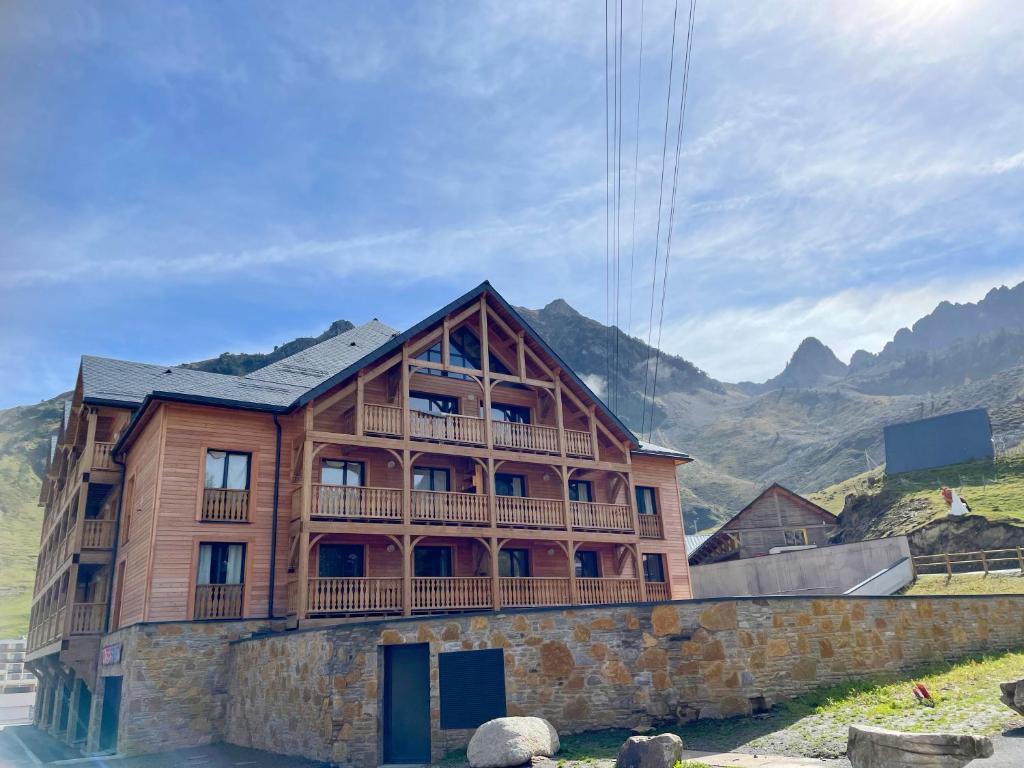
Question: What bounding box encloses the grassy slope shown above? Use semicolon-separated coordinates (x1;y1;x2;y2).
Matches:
905;571;1024;596
0;454;44;636
810;452;1024;530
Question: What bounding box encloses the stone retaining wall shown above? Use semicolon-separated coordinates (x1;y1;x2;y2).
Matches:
224;595;1024;766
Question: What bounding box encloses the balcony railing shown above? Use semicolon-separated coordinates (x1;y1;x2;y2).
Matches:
645;581;671;601
412;577;492;611
638;514;663;539
313;484;402;521
577;577;641;605
564;429;595;458
570;500;633;532
201;488;250;522
410;410;485;445
69;603;106;635
496;495;564;529
307;577;403;616
500;577;571;607
411;490;488;525
82;519;115;549
492;421;559;454
364;403;403;436
193;584;243;620
92;442;116;471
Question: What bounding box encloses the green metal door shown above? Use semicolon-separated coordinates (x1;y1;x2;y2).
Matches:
383;643;430;763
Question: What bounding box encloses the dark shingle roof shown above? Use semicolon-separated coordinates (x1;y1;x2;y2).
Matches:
635;440;691;462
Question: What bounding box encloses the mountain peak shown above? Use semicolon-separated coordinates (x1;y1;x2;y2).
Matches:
749;336;847;393
540;298;581;317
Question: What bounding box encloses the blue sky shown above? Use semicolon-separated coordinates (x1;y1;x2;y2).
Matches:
2;0;1023;408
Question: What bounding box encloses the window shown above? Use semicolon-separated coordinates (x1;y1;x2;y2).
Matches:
499;548;530;577
319;544;364;578
574;550;600;578
408;392;460;415
196;542;245;585
414;546;452;577
121;475;135;543
205;450;250;490
643;553;666;583
490;403;530;424
635;486;658;516
413;467;450;492
494;473;526;497
568;480;593;502
439;649;507;729
322;459;364;487
784;530;809;546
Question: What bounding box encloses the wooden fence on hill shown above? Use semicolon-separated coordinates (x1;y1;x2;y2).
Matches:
912;547;1024;577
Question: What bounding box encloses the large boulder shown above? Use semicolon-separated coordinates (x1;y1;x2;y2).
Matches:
467;717;560;768
616;733;684;768
847;725;994;767
999;678;1024;716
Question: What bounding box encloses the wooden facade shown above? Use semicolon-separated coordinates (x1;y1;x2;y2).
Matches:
27;287;693;689
688;484;839;565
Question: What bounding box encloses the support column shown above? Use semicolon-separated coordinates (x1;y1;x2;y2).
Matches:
85;679;105;753
402;534;412;617
65;676;81;744
401;449;411;526
635;544;648;602
568;542;579;605
48;676;63;734
490;538;501;612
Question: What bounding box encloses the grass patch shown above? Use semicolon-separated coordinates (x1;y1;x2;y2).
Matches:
905;571;1024;596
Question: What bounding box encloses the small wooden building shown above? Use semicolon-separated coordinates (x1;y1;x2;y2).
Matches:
687;484;838;565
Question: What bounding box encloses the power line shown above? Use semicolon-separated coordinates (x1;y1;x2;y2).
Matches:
604;0;612;405
626;0;646;346
613;0;624;413
649;0;697;441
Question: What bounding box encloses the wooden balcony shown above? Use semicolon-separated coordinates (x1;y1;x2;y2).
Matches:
564;429;595;458
28;607;65;652
91;441;116;471
638;514;663;539
577;577;641;604
492;421;559;454
363;403;403;435
500;577;571;607
307;577;402;616
69;603;105;635
645;581;670;601
570;500;633;532
82;519;115;549
411;490;488;525
201;488;250;522
193;584;243;620
496;495;564;529
412;577;491;612
410;410;485;445
313;484;402;521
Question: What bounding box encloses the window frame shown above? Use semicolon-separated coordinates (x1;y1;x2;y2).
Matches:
642;553;667;583
498;548;531;578
413;545;454;577
784;529;809;546
490;403;531;424
574;550;600;578
204;449;251;491
187;533;256;620
568;479;593;503
412;466;451;492
196;541;247;586
635;486;659;516
321;459;366;487
408;391;460;415
494;473;527;498
317;543;366;578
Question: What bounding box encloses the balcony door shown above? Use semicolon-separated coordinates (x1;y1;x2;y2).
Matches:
195;542;244;619
321;460;364;516
569;480;593;503
635;486;658;516
574;550;600;578
491;403;530;424
414;546;452;577
494;473;526;498
319;544;365;578
499;548;530;578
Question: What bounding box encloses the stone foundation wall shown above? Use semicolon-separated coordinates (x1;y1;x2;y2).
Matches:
98;619;273;755
225;595;1024;766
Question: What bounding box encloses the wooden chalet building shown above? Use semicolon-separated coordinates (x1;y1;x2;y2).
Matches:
687;484;838;566
26;281;693;752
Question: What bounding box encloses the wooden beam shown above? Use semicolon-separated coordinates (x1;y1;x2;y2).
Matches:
355;373;365;436
311;380;357;417
442;317;451;367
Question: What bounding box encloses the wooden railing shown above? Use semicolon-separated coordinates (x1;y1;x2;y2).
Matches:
313;484;402;521
30;607;66;651
565;429;595;458
570;501;633;532
577;578;641;605
492;421;559;453
411;490;489;525
638;514;663;539
500;577;571;607
913;547;1024;576
410;410;486;445
81;519;115;549
496;495;564;529
413;577;491;611
69;603;106;634
364;403;403;436
91;442;116;471
307;577;403;615
201;488;250;522
645;582;670;602
193;584;243;620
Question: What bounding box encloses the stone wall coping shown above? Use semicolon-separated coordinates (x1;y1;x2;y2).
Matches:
223;593;1024;646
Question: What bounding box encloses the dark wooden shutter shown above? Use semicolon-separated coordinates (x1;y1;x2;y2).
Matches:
439;648;506;729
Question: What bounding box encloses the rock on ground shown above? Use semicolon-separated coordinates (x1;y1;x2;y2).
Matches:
615;733;684;768
999;679;1024;716
847;724;994;768
467;717;560;768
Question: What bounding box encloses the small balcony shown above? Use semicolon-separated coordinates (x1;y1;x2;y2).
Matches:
193;584;243;620
577;577;642;604
91;441;116;471
82;519;115;549
638;513;663;539
492;421;559;453
69;602;106;635
500;576;571;607
201;488;250;522
308;577;403;616
411;490;489;525
496;495;564;529
645;581;671;601
570;500;633;532
312;484;403;521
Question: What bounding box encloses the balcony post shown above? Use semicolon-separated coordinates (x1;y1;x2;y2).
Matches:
624;448;643;536
402;448;411;526
553;372;566;457
588;405;599;461
295;529;310;621
402;534;412;617
487;457;497;528
355;371;365;436
400;346;410;439
561;466;573;532
568;542;579;605
634;544;648;602
490;538;501;611
516;331;526;381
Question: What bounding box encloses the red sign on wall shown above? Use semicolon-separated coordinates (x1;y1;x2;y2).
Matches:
101;643;122;665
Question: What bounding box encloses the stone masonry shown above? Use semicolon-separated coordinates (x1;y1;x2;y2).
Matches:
220;595;1024;766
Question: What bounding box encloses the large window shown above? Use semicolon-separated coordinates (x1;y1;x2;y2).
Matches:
205;450;250;490
413;467;450;492
319;544;365;578
635;486;658;516
499;548;530;577
568;480;593;503
414;546;452;577
322;459;364;487
642;553;666;583
416;327;511;376
494;473;527;497
574;550;600;578
490;403;530;424
408;392;460;415
196;542;245;585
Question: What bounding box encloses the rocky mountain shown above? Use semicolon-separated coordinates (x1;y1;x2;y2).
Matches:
737;337;848;395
